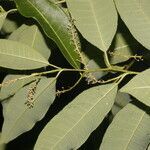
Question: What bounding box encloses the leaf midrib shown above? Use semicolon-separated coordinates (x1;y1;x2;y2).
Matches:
0;51;49;65
114;43;139;50
31;26;38;47
51;84;116;148
123;111;145;150
88;0;106;50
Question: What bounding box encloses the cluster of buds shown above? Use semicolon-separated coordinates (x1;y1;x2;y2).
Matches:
67;15;86;65
0;78;18;88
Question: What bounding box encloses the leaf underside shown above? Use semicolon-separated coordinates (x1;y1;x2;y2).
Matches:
0;74;37;100
115;0;150;50
120;69;150;106
100;103;150;150
0;39;49;70
66;0;118;52
2;77;56;143
9;24;51;60
34;84;117;150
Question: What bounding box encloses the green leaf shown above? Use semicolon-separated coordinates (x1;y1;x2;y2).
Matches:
100;103;150;150
0;133;5;150
66;0;118;52
8;24;27;40
0;39;49;70
14;0;81;68
1;77;56;143
111;92;131;117
110;32;139;64
120;69;150;106
0;74;37;100
0;6;7;30
34;84;117;150
1;17;18;34
0;143;5;150
9;24;51;60
114;0;150;50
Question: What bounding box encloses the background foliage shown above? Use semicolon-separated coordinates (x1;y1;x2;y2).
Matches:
0;0;150;150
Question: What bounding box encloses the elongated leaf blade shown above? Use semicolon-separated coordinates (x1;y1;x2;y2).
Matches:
120;69;150;106
1;77;56;143
34;84;117;150
9;24;51;60
110;32;140;64
0;74;37;100
0;6;7;30
0;39;49;70
66;0;118;52
14;0;81;68
100;103;150;150
114;0;150;50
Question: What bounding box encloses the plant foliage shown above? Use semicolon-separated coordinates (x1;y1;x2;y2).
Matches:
0;0;149;149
